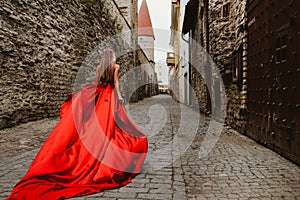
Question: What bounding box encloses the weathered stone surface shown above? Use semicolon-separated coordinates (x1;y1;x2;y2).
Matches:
209;0;247;132
0;0;137;129
190;0;247;132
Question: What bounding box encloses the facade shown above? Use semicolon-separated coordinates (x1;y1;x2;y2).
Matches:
166;52;176;95
209;0;248;129
137;0;157;100
182;0;247;121
155;60;169;94
138;0;155;62
181;0;300;164
182;0;210;113
179;0;191;105
136;49;158;99
168;0;181;101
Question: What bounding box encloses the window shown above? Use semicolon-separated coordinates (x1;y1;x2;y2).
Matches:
232;44;243;89
200;6;204;19
222;2;231;18
233;56;239;79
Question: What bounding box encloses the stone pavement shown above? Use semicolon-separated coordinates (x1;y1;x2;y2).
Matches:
0;95;299;199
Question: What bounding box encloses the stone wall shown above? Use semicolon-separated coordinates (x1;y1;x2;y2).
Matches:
209;0;247;132
0;0;136;129
190;0;247;131
138;35;155;62
190;66;208;113
136;48;157;100
113;0;132;26
190;0;208;113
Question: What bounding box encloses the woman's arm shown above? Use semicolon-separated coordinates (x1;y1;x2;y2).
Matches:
114;64;124;103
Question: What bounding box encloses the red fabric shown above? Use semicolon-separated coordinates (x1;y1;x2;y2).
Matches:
6;82;148;200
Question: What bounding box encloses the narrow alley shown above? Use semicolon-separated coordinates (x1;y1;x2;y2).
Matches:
1;95;299;199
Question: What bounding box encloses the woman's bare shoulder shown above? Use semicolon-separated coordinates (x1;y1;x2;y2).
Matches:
114;64;120;71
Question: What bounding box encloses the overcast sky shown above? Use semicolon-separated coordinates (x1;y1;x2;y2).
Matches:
138;0;173;63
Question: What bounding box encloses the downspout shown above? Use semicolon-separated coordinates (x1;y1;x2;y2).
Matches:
181;30;192;106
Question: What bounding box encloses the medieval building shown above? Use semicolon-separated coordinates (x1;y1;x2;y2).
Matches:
155;60;169;94
138;0;155;62
181;0;299;164
182;0;247;123
137;0;158;100
167;0;181;101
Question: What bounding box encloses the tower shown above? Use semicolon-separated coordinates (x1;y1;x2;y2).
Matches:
138;0;155;61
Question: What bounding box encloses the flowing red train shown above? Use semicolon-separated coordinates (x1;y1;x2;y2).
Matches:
6;82;148;200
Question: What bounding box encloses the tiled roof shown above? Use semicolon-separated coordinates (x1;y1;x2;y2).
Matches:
138;0;155;37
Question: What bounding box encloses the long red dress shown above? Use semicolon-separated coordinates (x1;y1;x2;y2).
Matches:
6;82;148;200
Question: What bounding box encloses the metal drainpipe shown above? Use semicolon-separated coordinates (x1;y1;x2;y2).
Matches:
181;30;192;106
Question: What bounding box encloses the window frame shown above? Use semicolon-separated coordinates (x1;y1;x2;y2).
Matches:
221;1;231;18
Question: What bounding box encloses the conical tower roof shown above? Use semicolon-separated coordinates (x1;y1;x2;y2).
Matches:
138;0;155;37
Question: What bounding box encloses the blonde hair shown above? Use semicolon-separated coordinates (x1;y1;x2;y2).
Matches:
95;48;116;83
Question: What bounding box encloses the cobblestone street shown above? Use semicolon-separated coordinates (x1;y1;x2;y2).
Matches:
0;95;299;199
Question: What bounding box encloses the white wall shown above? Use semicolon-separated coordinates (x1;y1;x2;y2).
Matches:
179;0;190;104
155;62;169;86
138;35;155;61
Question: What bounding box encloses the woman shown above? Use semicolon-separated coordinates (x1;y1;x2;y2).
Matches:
6;48;148;200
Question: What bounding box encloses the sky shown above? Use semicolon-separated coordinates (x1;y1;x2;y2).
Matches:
138;0;173;63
